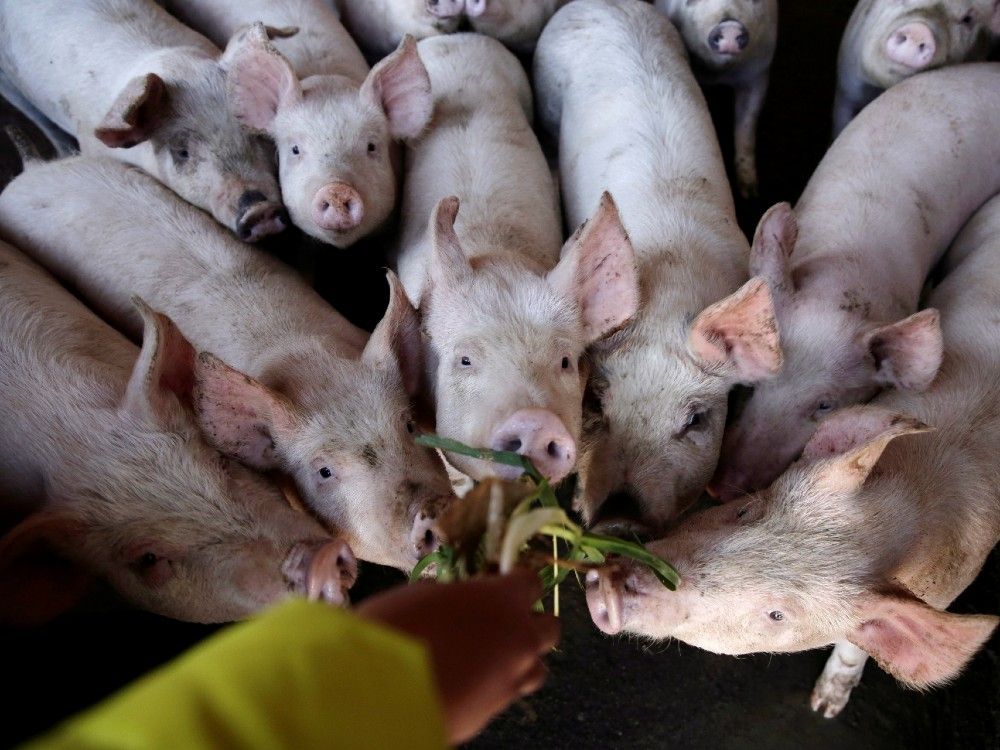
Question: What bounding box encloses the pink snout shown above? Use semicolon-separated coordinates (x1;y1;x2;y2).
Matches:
490;408;576;482
586;568;624;635
708;20;749;55
425;0;465;18
464;0;488;18
283;539;358;606
885;22;936;70
312;182;365;232
410;509;441;560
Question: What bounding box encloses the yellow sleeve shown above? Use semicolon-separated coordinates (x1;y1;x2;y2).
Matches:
26;600;448;750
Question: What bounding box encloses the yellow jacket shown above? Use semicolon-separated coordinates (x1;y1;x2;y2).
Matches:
27;600;448;750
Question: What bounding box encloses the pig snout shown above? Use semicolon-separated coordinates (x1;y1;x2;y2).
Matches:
409;510;442;560
708;20;750;56
425;0;465;18
464;0;488;18
236;190;289;242
312;183;365;233
885;22;936;70
586;568;625;635
282;539;358;606
490;408;576;482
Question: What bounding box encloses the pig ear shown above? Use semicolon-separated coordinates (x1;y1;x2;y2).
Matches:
223;22;302;133
0;512;92;626
688;278;782;382
864;309;943;391
364;271;424;397
94;73;169;148
361;34;433;140
123;298;197;426
801;405;931;493
427;196;473;289
848;589;998;687
193;352;297;470
548;191;639;343
749;202;797;305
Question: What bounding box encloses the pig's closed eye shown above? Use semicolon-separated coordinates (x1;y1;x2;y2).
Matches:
812;400;835;419
130;549;173;587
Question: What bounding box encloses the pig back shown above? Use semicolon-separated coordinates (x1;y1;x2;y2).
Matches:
396;33;562;301
0;240;138;502
0;157;368;372
792;64;1000;318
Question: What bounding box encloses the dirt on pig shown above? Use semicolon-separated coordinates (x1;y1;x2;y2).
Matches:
1;0;999;747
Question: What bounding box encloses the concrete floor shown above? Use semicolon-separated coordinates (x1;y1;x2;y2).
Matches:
1;1;998;747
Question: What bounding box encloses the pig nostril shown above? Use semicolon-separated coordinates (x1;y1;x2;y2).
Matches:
547;440;561;458
423;529;435;547
503;438;522;452
320;201;330;212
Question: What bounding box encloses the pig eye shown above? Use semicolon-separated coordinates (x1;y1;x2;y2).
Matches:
129;549;173;587
291;145;300;156
170;144;190;164
367;142;377;154
460;356;471;367
681;408;708;435
960;13;974;25
318;466;333;479
812;401;835;419
768;610;785;622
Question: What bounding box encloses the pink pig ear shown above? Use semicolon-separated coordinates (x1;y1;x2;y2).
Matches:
864;309;943;391
801;405;931;493
0;512;92;626
361;34;433;140
689;278;782;382
223;21;302;133
426;196;473;291
848;588;998;687
193;352;297;471
94;73;169;148
548;191;639;344
750;202;797;306
364;271;424;397
123;298;197;427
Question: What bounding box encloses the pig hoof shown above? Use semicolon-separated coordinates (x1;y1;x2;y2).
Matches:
809;676;855;719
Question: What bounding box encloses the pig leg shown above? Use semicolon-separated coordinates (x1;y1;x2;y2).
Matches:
810;640;869;718
733;72;768;199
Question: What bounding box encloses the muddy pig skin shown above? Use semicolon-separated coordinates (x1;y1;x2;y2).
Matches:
834;0;1000;135
0;241;355;625
0;156;455;572
712;63;1000;499
0;0;288;241
534;0;782;535
654;0;778;197
162;1;433;248
395;33;639;485
588;192;1000;718
334;0;462;60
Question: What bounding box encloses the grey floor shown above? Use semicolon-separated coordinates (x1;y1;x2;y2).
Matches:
1;1;998;748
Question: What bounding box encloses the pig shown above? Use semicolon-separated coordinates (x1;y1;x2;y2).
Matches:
334;0;463;60
534;0;781;533
0;241;355;624
395;33;639;483
161;2;434;248
653;0;779;198
466;1;570;54
711;63;1000;500
0;0;286;241
587;193;1000;716
834;0;1000;135
0;156;456;572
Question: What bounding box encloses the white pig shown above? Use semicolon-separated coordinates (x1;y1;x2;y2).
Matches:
0;0;287;241
712;63;1000;500
834;0;1000;135
534;0;781;533
466;1;570;54
654;0;779;197
588;193;1000;715
0;156;455;571
0;242;354;624
335;0;463;60
395;33;639;483
162;2;434;248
